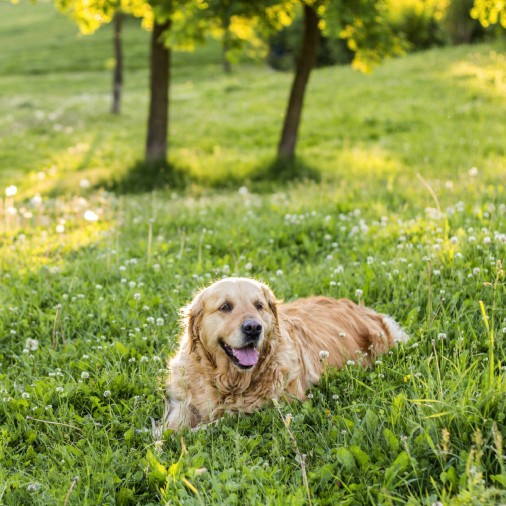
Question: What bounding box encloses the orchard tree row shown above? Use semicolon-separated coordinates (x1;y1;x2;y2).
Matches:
23;0;506;172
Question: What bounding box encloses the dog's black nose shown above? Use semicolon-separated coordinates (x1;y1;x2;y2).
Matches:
242;319;262;340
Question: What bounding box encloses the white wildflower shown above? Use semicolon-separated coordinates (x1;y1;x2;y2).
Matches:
84;210;99;222
25;338;39;351
5;185;17;197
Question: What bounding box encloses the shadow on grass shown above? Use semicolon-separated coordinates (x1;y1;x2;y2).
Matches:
104;160;189;194
250;156;321;188
104;156;321;194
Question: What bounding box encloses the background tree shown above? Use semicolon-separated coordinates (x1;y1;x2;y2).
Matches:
55;0;151;115
276;0;405;163
111;10;123;114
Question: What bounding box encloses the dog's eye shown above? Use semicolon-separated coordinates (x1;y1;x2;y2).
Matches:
219;302;233;312
255;302;264;310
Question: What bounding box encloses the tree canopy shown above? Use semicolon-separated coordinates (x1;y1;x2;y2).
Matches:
471;0;506;28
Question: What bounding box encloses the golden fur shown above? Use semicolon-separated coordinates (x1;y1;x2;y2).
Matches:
164;277;407;430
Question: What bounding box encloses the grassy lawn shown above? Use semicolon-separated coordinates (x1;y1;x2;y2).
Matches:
1;2;505;505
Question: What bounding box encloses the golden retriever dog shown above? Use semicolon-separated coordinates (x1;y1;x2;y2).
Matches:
164;277;407;430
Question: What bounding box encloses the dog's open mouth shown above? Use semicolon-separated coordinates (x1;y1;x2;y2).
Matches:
220;340;259;369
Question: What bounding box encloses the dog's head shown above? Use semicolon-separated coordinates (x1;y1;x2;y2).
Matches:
183;277;279;371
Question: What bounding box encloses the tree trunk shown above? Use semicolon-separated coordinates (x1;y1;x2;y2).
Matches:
111;10;123;115
277;4;320;161
222;12;232;74
145;20;171;163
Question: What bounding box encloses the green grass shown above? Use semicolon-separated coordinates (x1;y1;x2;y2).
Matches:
1;2;506;505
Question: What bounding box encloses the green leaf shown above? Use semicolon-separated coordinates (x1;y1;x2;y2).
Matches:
362;409;379;433
114;341;129;356
441;466;458;491
334;447;355;470
384;451;410;487
491;474;506;488
350;445;370;469
391;394;405;425
383;428;400;452
146;449;167;484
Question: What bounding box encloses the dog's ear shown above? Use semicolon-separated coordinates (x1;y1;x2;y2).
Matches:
182;293;203;354
261;283;279;321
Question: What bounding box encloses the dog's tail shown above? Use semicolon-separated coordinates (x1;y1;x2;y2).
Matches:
382;315;409;344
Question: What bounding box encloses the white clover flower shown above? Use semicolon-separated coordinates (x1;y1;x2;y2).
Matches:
134;293;141;301
82;355;89;359
147;317;155;324
80;178;91;189
56;387;64;393
5;185;17;197
319;350;329;360
129;281;136;288
31;194;42;206
332;394;339;400
27;483;40;492
433;270;440;276
469;236;476;243
103;390;111;398
276;269;283;276
484;237;491;245
25;338;39;351
22;392;30;399
156;318;164;326
438;333;447;340
468;167;478;177
473;268;481;276
355;289;363;298
45;405;52;411
244;262;253;271
347;360;356;366
152;356;161;362
128;357;136;363
84;210;99;222
375;360;383;365
81;371;90;380
330;281;337;287
95;284;103;290
140;356;149;363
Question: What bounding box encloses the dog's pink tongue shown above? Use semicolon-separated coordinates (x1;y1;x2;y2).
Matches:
233;346;259;366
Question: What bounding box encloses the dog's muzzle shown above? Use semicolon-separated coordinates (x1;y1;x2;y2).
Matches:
219;340;260;370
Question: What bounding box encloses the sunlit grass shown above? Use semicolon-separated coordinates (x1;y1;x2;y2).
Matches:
1;3;506;505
